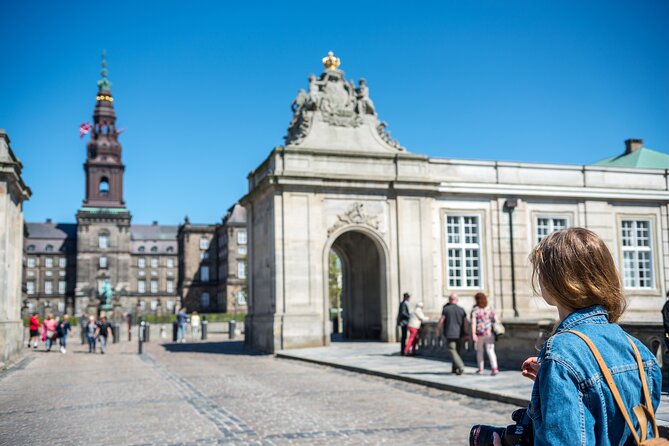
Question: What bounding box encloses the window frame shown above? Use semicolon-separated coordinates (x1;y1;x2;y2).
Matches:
138;280;146;294
442;211;485;291
535;215;571;244
619;217;656;290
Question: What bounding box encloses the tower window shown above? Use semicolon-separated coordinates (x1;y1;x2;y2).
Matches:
99;234;109;249
100;177;110;196
150;246;158;253
27;245;35;252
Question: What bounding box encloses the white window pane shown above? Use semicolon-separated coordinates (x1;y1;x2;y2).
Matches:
150;280;158;293
238;231;247;245
200;237;209;250
45;257;53;268
58;258;67;268
238;262;246;279
138;281;146;293
138;258;146;268
151;257;158;268
99;235;109;249
58;280;66;294
27;257;36;268
27;281;35;294
166;258;174;268
621;219;653;289
166;280;174;293
45;281;53;294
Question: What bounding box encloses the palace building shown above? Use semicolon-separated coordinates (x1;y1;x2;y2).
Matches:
22;55;247;318
242;52;669;353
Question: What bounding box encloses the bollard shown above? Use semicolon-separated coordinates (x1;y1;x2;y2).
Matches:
228;320;236;340
144;322;150;342
201;320;208;340
160;325;166;339
138;321;145;354
172;321;178;342
112;324;120;343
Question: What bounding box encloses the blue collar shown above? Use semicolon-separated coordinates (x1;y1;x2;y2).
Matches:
555;305;610;332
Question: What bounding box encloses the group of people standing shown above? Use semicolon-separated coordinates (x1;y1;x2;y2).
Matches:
28;312;72;353
396;291;499;375
176;307;201;343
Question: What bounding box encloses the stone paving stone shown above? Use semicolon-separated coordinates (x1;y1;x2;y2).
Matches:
0;336;517;445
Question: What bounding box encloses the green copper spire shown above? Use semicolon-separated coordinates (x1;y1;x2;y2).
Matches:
97;49;112;91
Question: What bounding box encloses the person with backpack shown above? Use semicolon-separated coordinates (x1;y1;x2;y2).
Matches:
505;228;663;445
56;314;72;354
95;315;113;354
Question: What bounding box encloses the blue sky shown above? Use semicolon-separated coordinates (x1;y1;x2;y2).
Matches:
1;1;667;224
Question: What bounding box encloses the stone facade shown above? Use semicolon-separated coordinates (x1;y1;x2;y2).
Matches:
243;53;669;353
216;203;248;314
0;130;31;365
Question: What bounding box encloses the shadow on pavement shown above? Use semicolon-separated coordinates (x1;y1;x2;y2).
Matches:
161;341;267;356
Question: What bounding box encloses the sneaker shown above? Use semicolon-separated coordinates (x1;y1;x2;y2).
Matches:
33;343;38;349
491;368;499;376
60;347;66;354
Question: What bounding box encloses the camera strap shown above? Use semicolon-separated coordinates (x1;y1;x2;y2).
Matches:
563;330;660;445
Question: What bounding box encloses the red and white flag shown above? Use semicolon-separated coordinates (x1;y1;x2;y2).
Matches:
79;121;93;139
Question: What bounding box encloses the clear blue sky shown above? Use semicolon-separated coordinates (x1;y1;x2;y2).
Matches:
2;1;668;225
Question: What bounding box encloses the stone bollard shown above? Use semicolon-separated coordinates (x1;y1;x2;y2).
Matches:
172;321;178;342
112;324;120;343
201;320;208;340
138;321;145;354
160;325;166;339
228;320;236;340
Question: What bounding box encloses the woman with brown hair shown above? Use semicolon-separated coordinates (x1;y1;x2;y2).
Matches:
518;227;662;444
471;292;499;375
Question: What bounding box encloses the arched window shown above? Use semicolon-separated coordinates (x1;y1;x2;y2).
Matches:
99;177;109;197
166;246;174;253
45;244;54;252
150;246;158;253
200;292;210;308
27;245;35;252
138;246;145;253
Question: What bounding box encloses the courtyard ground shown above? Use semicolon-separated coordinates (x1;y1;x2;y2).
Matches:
0;335;515;445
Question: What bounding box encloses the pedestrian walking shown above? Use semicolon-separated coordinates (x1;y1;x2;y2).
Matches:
470;292;498;375
404;302;428;356
176;307;188;343
95;315;113;354
191;311;201;341
42;314;58;352
437;293;468;375
513;227;662;444
396;293;411;355
56;315;72;354
86;315;97;353
28;312;40;349
79;313;88;345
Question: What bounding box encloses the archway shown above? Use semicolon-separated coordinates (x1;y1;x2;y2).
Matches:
329;230;384;340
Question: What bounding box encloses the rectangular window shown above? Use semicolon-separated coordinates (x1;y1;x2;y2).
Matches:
236;290;247;306
139;270;145;277
238;262;246;279
621;219;654;289
150;300;158;311
200;292;210;308
238;230;247;245
151;270;158;277
57;301;66;313
200;266;209;282
27;281;35;295
45;257;53;268
445;215;481;289
58;270;65;277
138;280;146;294
150;280;158;293
150;257;158;268
238;246;247;255
201;251;209;260
27;257;36;268
138;257;146;268
166;279;174;293
58;257;67;268
200;237;209;250
44;281;53;295
166;258;174;268
536;216;569;243
99;235;109;249
58;280;66;295
27;270;35;277
99;256;108;268
166;300;174;312
45;271;53;277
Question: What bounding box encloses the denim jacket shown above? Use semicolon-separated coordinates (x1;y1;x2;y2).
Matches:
529;305;661;445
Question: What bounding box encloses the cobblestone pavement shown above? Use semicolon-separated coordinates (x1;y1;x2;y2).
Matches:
0;336;517;445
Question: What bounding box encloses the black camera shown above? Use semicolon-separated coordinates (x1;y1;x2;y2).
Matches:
469;408;533;446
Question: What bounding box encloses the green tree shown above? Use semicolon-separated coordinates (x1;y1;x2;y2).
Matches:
328;251;342;310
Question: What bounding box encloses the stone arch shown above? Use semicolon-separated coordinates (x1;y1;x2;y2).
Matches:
323;226;390;341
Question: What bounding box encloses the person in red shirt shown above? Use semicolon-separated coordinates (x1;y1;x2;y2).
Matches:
28;312;40;349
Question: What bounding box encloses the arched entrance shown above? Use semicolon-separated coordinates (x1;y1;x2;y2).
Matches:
329;230;384;340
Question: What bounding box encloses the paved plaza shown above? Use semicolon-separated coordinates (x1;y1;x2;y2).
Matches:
0;335;516;445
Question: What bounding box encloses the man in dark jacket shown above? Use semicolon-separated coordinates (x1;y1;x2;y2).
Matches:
437;293;467;375
397;292;411;355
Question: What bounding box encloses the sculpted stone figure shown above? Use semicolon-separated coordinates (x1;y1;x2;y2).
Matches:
356;78;375;115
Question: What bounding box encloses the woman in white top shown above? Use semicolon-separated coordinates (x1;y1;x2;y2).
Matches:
191;311;201;341
404;302;429;356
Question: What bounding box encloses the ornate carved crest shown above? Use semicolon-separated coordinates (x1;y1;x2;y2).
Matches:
284;52;402;151
327;203;381;236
